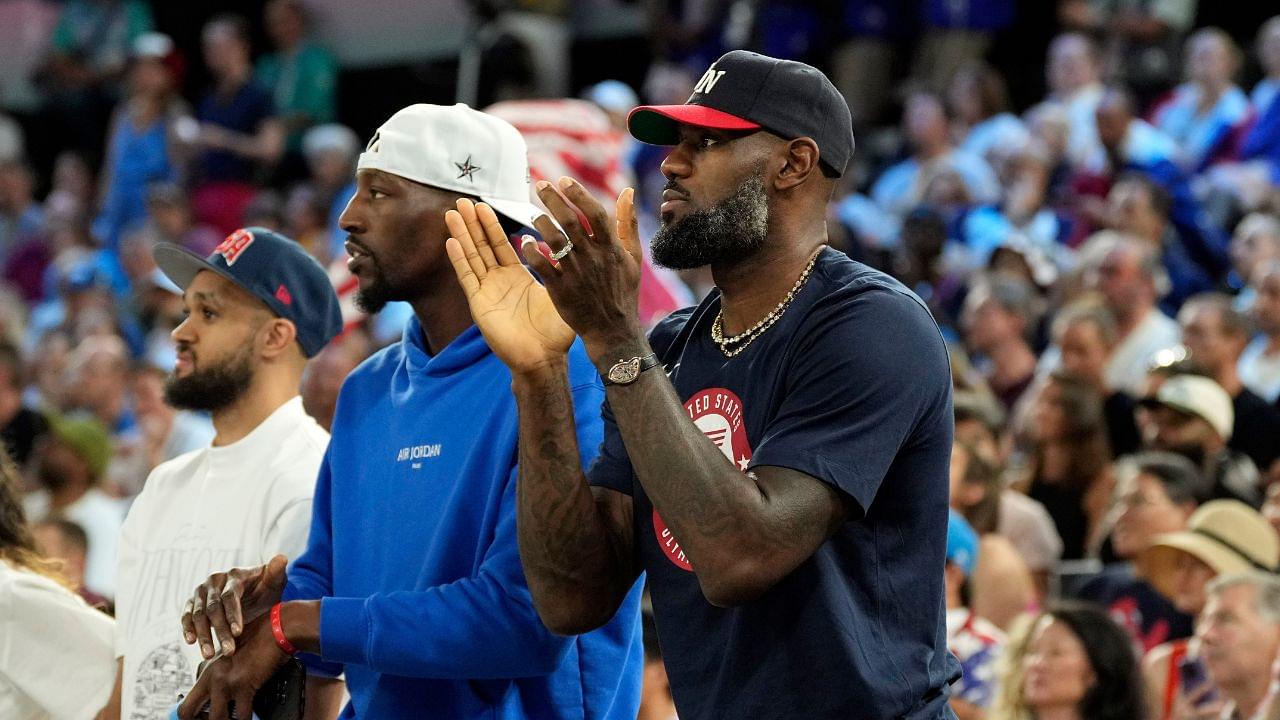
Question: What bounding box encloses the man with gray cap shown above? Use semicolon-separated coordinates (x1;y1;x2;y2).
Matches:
178;104;642;720
110;227;344;719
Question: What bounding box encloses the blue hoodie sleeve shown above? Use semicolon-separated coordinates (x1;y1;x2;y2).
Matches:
283;446;344;678
316;376;607;679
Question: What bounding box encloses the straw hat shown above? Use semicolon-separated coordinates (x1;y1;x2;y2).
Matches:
1141;500;1280;600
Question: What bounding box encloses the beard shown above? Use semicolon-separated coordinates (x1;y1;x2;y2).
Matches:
353;250;398;314
164;342;255;413
651;169;770;270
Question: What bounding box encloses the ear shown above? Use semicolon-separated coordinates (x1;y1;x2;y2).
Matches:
774;137;822;192
259;318;299;360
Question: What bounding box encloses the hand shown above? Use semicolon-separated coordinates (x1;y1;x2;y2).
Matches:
181;555;288;659
527;177;645;362
1170;681;1225;720
444;198;575;373
176;616;289;720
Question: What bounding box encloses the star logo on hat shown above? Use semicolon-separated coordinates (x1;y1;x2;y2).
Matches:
455;155;481;182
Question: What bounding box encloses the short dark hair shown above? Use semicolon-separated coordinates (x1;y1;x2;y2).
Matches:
1117;172;1172;220
34;518;89;556
1182;292;1254;339
1129;451;1209;506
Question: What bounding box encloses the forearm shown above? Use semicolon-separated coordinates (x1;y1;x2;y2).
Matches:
302;676;345;720
512;361;635;633
591;338;793;594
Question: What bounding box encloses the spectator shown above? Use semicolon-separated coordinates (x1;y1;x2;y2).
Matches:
1019;370;1113;559
299;326;372;432
1138;500;1280;719
22;413;123;599
828;0;910;129
113;228;343;720
913;0;1014;92
1006;601;1147;720
0;343;47;466
960;141;1075;276
0;160;45;269
1107;174;1217;313
1254;18;1280;113
948;61;1029;162
1042;33;1106;167
1065;0;1198;108
1054;300;1143;456
29;517;107;609
961;274;1041;410
282;183;329;261
1178;293;1280;471
945;510;1007;719
1138;373;1261;507
949;437;1042;631
0;446;116;719
94;32;189;251
62;333;138;441
130;364;214;472
187;15;284;236
36;0;155;164
1091;237;1182;396
1080;452;1204;652
871;89;1000;217
255;0;338;169
953;398;1064;603
144;183;221;257
1151;28;1250;172
1228;213;1280;302
1192;572;1280;719
1239;260;1280;405
299;123;359;261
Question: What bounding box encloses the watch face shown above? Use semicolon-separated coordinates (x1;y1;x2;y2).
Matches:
608;357;641;384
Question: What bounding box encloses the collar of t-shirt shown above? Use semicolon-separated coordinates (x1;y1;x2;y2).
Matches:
205;396;309;474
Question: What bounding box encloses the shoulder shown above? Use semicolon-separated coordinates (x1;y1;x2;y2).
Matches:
647;304;701;359
344;341;404;388
135;448;205;496
805;251;945;348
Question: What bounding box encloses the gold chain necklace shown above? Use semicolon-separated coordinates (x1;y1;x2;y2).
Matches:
710;247;823;357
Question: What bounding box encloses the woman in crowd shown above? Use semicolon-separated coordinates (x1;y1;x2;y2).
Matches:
0;446;116;718
1138;500;1280;719
95;32;188;250
992;602;1147;719
1018;371;1114;559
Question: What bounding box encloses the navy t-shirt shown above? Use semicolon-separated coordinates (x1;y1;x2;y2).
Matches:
588;247;960;719
196;81;275;184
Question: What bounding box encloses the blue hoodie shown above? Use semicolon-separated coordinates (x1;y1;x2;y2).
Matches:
284;318;643;719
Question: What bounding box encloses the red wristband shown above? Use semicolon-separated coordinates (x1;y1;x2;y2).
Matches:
270;602;297;656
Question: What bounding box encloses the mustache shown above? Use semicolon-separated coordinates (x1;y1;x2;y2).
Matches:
662;179;690;200
345;234;372;255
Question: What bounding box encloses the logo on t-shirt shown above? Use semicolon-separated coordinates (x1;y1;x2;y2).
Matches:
652;388;754;572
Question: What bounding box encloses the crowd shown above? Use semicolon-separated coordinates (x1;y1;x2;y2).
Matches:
0;0;1277;719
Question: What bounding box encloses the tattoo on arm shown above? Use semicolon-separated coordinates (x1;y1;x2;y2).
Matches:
513;362;637;631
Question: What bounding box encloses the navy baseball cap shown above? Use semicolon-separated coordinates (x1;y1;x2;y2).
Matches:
153;228;342;357
628;50;855;177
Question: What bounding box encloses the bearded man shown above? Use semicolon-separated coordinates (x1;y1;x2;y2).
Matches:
106;227;344;720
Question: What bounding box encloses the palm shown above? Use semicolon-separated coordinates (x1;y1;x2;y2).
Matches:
468;263;574;368
445;200;574;371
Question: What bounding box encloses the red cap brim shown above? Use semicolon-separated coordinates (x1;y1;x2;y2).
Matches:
627;104;761;145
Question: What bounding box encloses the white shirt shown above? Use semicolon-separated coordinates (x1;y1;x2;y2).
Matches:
115;397;327;720
1106;308;1181;397
23;487;126;599
0;560;117;720
1240;336;1280;405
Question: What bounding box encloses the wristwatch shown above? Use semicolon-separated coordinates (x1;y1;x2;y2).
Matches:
602;353;661;386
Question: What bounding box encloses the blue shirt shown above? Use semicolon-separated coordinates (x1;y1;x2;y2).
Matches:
96;111;176;248
285;319;643;719
589;248;959;719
